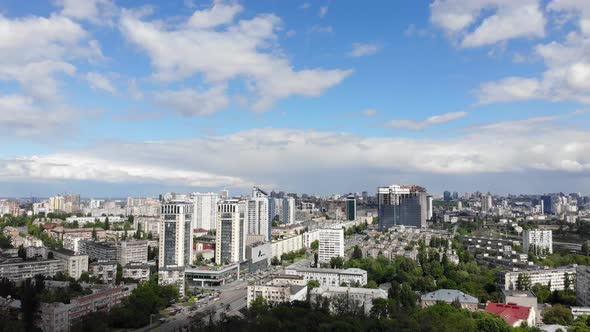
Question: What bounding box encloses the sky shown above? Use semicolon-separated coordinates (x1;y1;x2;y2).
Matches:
1;0;590;197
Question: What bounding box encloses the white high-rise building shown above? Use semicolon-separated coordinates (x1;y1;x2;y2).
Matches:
190;193;219;231
215;200;247;264
159;201;194;268
49;196;65;212
481;194;493;213
282;197;295;224
248;187;270;241
427;196;433;220
523;229;553;255
318;228;344;263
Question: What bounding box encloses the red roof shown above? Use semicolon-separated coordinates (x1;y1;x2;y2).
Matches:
485;302;532;326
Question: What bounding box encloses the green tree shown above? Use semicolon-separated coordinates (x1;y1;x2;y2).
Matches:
116;264;123;284
249;296;268;318
516;273;532;291
330;256;344;269
104;217;110;230
542;304;573;325
352;245;363;260
91;228;97;241
310;240;319;251
21;278;40;332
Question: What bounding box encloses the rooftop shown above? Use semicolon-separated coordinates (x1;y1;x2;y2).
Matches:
485;302;532;326
421;289;478;304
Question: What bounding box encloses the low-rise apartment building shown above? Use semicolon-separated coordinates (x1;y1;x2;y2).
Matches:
285;267;367;287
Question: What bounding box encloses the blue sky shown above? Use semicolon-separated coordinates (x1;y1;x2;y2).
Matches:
1;0;590;197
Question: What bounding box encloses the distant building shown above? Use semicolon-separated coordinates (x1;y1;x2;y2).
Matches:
309;286;387;315
420;289;478;311
577;265;590;306
346;195;356;221
248;187;270;241
443;191;452;201
318;228;344;263
481;194;493;213
541;195;553;214
285;267;367;287
523;229;553;255
159;266;185;297
79;240;117;261
282;197;295;224
485;302;536;327
378;185;428;230
190;192;219;231
247;275;307;308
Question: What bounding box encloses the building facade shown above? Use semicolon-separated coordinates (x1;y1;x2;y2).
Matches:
51;249;88;280
159;201;193;268
577;265;590;306
190;192;219;231
215;200;247;264
247;275;307;308
378;185;428;230
500;266;577;291
346;195;356;221
282;197;295;224
285;267;367;287
318;228;344;263
523;229;553;255
309;286;387;315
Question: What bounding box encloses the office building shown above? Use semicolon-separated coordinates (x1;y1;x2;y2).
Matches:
577;265;590;306
51;249;88;280
215;199;247;264
541;195;553;214
159;201;193;268
318;228;344;263
523;229;553;255
443;191;452;201
346;195;356;221
378;185;428;230
190;192;219;231
282;197;295;224
268;198;281;223
248;187;271;241
309;286;387;315
285;267;367;287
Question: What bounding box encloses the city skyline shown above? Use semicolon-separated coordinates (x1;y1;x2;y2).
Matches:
2;0;590;196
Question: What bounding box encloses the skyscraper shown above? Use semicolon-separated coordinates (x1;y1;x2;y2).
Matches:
282;196;295;224
541;195;553;214
378;185;428;230
346;194;356;221
481;194;493;213
159;201;193;268
215;199;247;264
443;191;452;201
190;192;219;231
248;187;270;241
268;197;282;223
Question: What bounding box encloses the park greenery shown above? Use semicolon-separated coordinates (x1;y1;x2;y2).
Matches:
190;298;543;332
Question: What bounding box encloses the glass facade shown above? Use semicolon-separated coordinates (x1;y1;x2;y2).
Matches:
164;221;177;266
